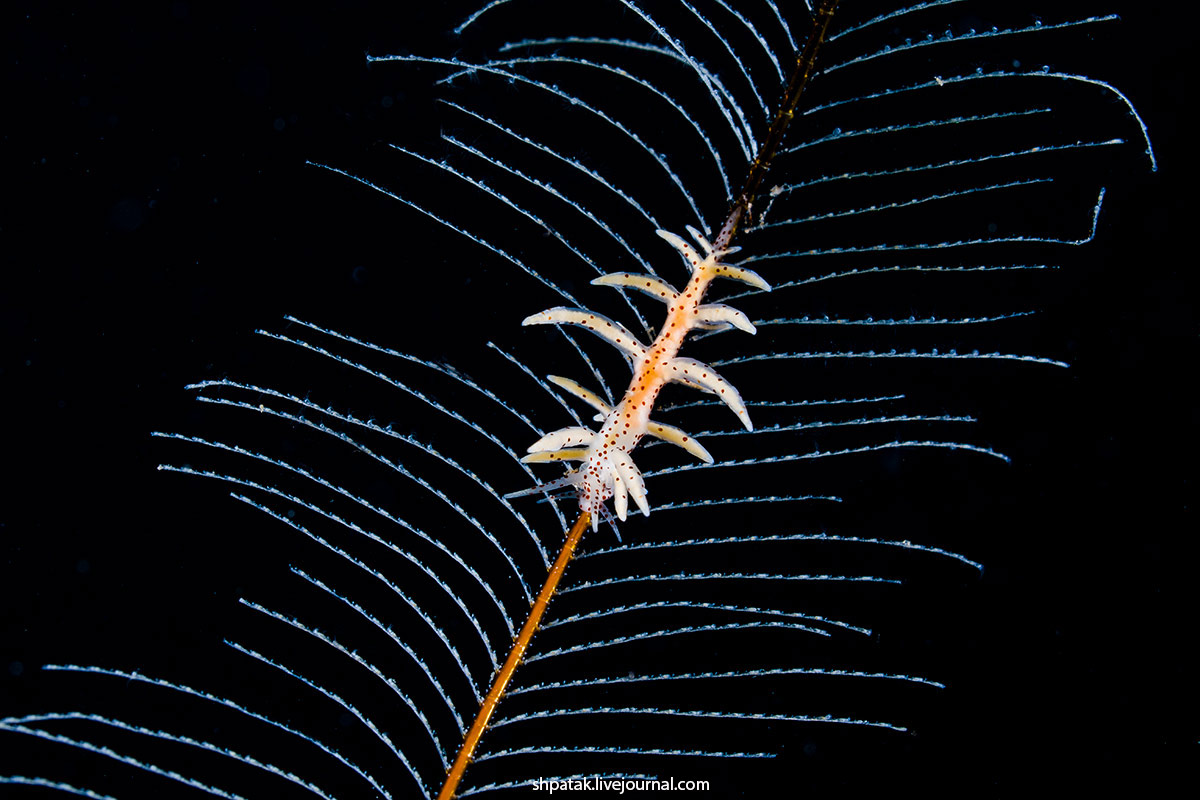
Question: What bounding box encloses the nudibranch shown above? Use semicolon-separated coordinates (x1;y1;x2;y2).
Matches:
509;226;770;530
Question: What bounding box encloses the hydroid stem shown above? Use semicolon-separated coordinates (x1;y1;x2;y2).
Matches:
438;511;591;800
717;0;839;249
443;4;841;795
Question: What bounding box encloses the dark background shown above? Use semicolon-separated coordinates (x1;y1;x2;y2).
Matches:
2;1;1193;797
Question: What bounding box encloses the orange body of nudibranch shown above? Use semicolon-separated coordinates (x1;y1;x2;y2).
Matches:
511;227;770;530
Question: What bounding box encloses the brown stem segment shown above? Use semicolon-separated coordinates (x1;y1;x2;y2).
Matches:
437;511;591;800
715;0;840;251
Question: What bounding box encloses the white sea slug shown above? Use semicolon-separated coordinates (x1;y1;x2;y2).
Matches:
510;226;770;530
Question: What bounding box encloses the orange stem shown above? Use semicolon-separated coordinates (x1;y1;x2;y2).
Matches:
437;511;591;800
438;8;840;796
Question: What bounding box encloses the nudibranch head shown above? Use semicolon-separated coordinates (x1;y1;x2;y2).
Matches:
577;452;618;529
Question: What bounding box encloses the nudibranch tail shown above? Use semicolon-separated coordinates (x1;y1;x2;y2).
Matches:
512;226;771;523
